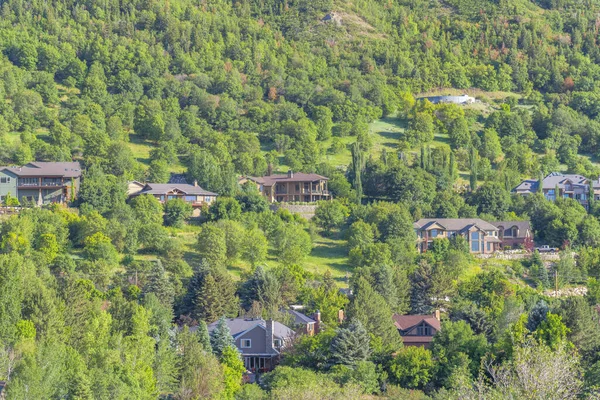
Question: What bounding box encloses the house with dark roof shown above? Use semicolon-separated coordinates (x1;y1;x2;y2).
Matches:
0;162;82;205
282;308;318;336
492;221;533;250
129;181;217;212
513;172;600;209
239;171;330;203
414;218;502;254
393;311;441;348
206;318;296;373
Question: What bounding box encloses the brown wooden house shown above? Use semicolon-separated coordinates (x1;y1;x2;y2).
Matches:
239;171;330;203
393;311;442;348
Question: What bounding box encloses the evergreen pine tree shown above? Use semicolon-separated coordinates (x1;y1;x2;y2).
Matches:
449;151;456;180
196;320;211;351
347;277;402;351
210;317;235;357
144;260;175;308
193;271;238;323
330;319;372;366
469;146;478;191
410;261;434;314
420;146;426;169
351;142;363;204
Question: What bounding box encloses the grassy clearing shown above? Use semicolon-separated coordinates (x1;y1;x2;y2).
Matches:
304;234;351;286
127;134;186;174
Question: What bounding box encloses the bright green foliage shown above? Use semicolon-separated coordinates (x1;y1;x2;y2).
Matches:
197;224;227;269
389;346;434;389
534;313;570;350
208;197;242;221
163;198;193;227
220;346;245;399
347;277;402;352
329;361;380;395
314;200;349;233
274;223;313;265
131;194;163;225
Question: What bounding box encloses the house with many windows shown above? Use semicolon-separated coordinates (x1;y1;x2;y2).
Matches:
128;182;217;211
0;162;82;205
513;172;600;209
239;171;330;203
413;218;502;254
393;311;442;348
491;221;533;250
206;318;296;373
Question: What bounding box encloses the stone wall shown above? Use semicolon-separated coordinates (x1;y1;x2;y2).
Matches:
270;204;318;219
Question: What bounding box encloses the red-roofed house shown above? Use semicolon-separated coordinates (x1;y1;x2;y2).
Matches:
239;171;330;203
393;311;442;348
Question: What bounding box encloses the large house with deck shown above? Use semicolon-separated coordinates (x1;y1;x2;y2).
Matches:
414;218;502;254
513;172;600;209
0;162;82;205
239;171;330;203
128;182;217;212
207;318;295;373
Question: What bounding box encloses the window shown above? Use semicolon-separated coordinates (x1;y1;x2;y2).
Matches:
241;339;251;348
471;232;480;252
273;339;282;348
448;231;456;237
487;242;491;251
430;229;438;238
159;195;165;201
0;177;9;183
167;195;176;200
205;196;212;202
184;195;196;202
295;184;300;191
416;324;432;336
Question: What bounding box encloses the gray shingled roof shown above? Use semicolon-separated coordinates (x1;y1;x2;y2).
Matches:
136;183;217;196
0;162;82;178
283;309;316;325
414;218;498;232
492;221;532;238
206;318;295;339
514;172;598;193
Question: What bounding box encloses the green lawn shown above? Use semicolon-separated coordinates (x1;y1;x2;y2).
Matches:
127;134;186;174
304;234;351;286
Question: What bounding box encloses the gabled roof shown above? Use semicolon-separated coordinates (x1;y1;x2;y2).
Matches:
246;172;328;186
283;309;316;325
393;314;441;332
206;318;295;340
414;218;498;232
0;161;82;178
492;221;532;238
514;172;594;193
135;183;217;197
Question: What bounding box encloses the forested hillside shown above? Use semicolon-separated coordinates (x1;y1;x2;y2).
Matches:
2;0;600;398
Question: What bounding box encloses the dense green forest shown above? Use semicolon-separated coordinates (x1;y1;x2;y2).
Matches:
2;0;600;398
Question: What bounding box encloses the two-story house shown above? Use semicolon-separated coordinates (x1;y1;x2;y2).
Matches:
128;182;217;214
393;311;442;348
414;218;502;254
491;221;533;250
239;171;330;203
513;172;600;209
207;318;295;373
0;162;82;205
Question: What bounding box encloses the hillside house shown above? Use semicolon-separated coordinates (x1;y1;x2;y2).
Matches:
239;171;330;203
206;318;295;373
414;218;502;254
513;172;600;209
393;311;442;348
491;221;533;250
128;182;217;213
0;162;82;205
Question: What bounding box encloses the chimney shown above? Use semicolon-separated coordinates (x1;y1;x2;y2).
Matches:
267;163;273;176
313;310;321;334
193;180;198;187
337;309;345;325
266;319;274;351
287;170;293;179
433;309;440;321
